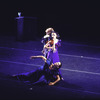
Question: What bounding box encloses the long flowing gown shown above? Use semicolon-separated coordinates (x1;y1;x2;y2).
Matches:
11;59;60;85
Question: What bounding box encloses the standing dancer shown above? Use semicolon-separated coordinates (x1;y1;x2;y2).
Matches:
41;28;54;58
44;32;61;63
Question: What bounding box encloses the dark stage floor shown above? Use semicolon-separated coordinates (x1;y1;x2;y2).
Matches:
0;36;100;100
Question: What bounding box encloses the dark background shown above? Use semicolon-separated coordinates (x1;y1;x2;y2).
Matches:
0;1;99;44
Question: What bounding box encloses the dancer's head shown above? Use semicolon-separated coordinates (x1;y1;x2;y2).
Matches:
49;62;62;70
45;28;54;35
51;32;57;39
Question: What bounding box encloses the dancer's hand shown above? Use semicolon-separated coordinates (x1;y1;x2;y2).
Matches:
30;56;36;59
48;82;55;86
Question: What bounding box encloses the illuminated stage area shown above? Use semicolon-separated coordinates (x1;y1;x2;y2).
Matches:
0;36;100;100
0;1;99;100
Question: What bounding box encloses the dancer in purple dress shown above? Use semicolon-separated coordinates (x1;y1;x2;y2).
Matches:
44;31;61;62
11;55;62;86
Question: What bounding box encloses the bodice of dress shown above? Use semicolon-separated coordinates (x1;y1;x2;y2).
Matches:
50;39;61;51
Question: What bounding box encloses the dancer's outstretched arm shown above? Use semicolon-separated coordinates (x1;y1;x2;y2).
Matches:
44;40;54;50
30;55;47;62
48;75;61;86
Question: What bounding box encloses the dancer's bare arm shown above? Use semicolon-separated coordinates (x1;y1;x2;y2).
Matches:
48;75;61;86
30;55;47;62
44;41;55;50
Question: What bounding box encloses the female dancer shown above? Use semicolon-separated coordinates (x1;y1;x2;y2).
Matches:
44;32;61;63
12;55;62;86
41;28;54;58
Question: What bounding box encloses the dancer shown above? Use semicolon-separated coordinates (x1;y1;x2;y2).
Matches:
11;55;62;86
44;32;61;63
41;28;54;58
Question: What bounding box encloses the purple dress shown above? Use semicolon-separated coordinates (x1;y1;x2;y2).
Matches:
47;39;61;63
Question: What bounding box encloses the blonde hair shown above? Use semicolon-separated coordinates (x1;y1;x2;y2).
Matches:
45;28;54;33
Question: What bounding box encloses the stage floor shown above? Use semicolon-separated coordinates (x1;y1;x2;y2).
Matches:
0;36;100;100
